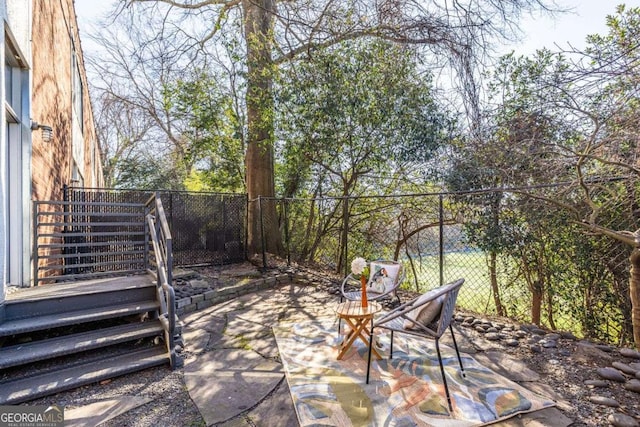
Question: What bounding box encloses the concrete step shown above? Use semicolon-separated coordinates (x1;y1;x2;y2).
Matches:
0;346;169;404
0;300;159;336
0;321;164;369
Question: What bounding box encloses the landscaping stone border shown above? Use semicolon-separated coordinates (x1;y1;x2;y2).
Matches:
175;272;294;316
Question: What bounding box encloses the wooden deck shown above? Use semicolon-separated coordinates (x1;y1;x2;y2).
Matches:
7;274;155;302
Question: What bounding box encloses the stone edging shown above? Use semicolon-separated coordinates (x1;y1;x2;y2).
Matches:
175;272;294;316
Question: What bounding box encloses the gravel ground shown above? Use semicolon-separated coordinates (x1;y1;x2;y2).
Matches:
505;338;640;426
28;361;203;426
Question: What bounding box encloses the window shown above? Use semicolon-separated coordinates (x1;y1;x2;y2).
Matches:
71;162;84;187
72;53;83;132
4;34;21;124
71;49;85;174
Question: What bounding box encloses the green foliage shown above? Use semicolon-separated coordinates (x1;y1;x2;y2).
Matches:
275;39;455;198
113;156;182;190
444;5;640;344
272;39;457;270
162;69;245;192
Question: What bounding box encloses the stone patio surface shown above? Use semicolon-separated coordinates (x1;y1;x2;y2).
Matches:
67;279;572;426
178;282;571;426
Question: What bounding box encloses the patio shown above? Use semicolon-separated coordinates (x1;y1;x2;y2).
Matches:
176;277;573;426
24;262;640;426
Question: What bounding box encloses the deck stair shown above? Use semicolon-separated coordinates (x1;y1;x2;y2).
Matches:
0;275;179;404
0;193;180;404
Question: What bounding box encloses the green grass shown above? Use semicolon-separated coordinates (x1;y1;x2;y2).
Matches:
402;251;589;337
403;251;496;314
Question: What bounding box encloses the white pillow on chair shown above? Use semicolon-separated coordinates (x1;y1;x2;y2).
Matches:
368;279;386;294
369;261;401;292
403;290;444;329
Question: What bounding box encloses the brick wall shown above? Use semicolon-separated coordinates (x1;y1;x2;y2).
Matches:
30;0;103;280
31;0;102;203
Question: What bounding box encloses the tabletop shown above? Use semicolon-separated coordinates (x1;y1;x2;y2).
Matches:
335;300;382;318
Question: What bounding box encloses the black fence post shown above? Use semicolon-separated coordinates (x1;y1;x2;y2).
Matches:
222;194;228;263
244;195;249;261
62;184;71;276
32;201;39;287
169;191;173;238
62;184;67;262
155;191;162;251
342;196;349;277
439;194;444;286
283;199;291;266
259;196;267;270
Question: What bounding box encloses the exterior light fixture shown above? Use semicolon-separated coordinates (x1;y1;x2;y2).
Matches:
30;121;53;142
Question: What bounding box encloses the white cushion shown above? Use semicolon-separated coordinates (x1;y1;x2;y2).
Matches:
369;262;401;292
403;290;444;330
368;280;385;294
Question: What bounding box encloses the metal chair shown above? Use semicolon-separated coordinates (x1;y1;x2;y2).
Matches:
366;278;466;413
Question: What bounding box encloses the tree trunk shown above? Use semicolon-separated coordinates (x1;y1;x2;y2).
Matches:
489;251;505;316
629;248;640;349
531;285;542;326
531;291;542;326
243;0;283;256
546;290;556;330
488;193;505;316
299;196;317;261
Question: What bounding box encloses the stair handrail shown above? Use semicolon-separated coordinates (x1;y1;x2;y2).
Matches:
145;192;178;368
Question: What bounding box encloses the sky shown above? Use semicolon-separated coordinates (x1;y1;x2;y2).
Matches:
74;0;640;57
510;1;640;55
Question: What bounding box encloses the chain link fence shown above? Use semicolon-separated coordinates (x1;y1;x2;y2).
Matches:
256;185;634;346
63;184;633;345
66;187;246;267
